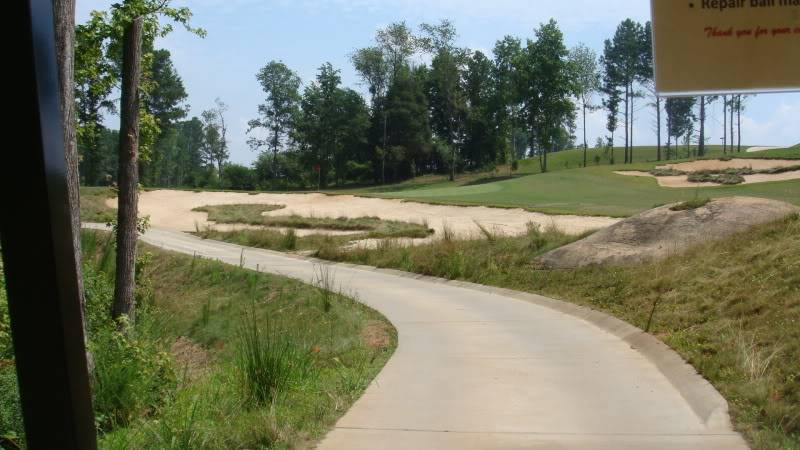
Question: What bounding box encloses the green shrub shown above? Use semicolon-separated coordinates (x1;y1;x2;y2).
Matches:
649;168;686;177
0;269;12;360
687;172;745;185
90;315;176;432
77;241;177;434
0;265;25;449
759;164;800;174
0;366;24;449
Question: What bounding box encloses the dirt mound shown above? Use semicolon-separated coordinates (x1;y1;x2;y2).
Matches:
537;197;799;268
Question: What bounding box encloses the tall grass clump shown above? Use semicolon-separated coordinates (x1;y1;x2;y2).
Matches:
281;229;297;251
475;221;497;242
235;308;314;406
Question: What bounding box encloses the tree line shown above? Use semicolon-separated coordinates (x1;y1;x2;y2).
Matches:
77;16;753;192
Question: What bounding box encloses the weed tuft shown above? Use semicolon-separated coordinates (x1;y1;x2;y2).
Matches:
235;307;314;406
670;197;711;211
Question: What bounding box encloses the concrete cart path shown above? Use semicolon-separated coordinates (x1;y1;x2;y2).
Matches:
109;226;748;450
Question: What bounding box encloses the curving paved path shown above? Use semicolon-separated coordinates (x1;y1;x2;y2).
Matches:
117;226;748;450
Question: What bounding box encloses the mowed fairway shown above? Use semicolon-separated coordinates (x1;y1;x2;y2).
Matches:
365;145;800;217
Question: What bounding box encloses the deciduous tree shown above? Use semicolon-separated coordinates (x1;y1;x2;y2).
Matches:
569;44;600;167
248;61;302;186
109;0;203;323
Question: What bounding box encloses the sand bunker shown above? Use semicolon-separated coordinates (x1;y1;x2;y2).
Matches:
615;158;800;188
537;197;799;268
746;146;785;153
658;158;798;172
106;189;619;238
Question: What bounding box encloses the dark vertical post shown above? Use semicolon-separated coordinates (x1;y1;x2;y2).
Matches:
1;1;97;449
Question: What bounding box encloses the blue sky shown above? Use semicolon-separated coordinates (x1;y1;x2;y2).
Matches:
77;0;800;165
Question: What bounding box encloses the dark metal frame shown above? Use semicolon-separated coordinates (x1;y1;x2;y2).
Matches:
2;1;97;448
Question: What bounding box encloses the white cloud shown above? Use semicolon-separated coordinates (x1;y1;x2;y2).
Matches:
738;101;800;146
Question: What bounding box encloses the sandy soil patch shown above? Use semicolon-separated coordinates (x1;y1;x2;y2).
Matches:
615;167;800;188
106;189;619;238
171;336;210;382
361;320;392;349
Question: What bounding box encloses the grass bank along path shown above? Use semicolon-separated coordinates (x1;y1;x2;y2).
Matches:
100;225;748;449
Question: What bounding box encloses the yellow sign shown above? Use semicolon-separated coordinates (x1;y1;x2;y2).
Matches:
651;0;800;95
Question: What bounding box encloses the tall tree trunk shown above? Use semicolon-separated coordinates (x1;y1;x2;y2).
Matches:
629;85;634;164
666;114;672;160
699;96;706;157
624;83;629;164
582;100;588;168
53;0;85;312
730;97;735;153
656;96;662;161
450;144;456;181
609;130;615;165
737;96;742;152
722;95;728;154
113;17;144;324
382;108;388;184
666;134;671;161
510;125;516;175
272;128;279;190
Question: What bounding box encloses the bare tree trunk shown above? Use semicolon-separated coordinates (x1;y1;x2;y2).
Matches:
610;130;615;165
656;96;662;161
730;97;735;153
629;85;634;164
699;96;706;157
737;96;742;152
624;83;629;164
582;100;588;168
722;95;727;154
382;107;388;184
450;143;456;181
113;17;144;324
53;0;85;313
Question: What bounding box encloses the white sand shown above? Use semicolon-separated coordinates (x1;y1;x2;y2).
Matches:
657;158;798;172
746;146;784;153
615;165;800;188
106;189;620;237
614;171;720;188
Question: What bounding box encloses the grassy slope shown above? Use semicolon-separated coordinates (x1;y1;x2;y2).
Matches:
317;216;800;449
80;232;396;449
81;187;117;222
352;145;800;217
